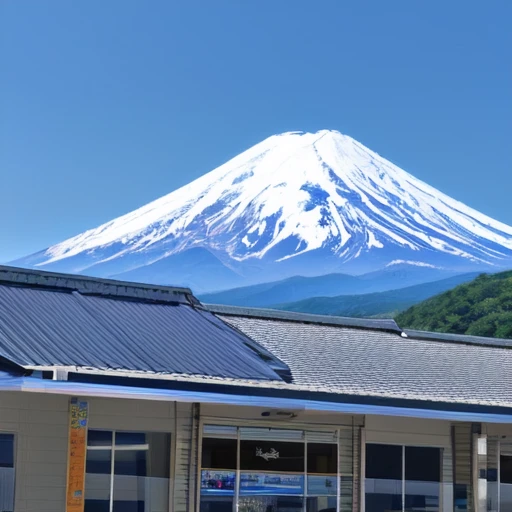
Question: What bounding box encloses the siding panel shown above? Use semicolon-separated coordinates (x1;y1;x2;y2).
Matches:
339;427;353;512
174;402;195;512
0;392;177;512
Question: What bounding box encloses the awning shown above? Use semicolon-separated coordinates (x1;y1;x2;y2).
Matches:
2;373;512;424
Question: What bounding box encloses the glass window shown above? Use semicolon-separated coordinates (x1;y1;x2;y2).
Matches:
239;473;305;495
306;496;337;512
201;438;237;512
240;440;304;472
201;427;340;512
0;434;15;512
365;444;441;512
238;495;303;512
85;430;113;511
404;447;441;512
201;470;236;495
365;444;402;512
307;476;337;496
501;455;512;511
307;443;337;474
202;438;237;470
85;430;171;512
307;443;337;497
200;496;234;512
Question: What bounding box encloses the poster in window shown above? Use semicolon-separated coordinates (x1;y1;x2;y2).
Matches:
201;470;236;495
240;473;305;495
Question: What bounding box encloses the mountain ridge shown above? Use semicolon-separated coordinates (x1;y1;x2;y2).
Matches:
199;263;467;307
13;129;512;292
271;272;481;318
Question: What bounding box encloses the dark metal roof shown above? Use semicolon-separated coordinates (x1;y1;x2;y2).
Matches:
404;329;512;349
206;303;401;333
0;267;287;382
217;311;512;409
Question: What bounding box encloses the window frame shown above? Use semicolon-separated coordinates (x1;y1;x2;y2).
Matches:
199;424;342;512
363;441;444;512
85;428;172;512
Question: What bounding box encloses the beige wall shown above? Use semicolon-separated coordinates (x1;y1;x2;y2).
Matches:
365;414;452;446
200;402;362;427
0;391;182;512
0;391;69;512
2;390;506;512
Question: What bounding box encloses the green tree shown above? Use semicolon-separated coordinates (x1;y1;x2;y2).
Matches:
396;270;512;339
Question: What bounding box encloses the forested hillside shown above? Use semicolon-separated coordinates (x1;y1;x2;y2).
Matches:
396;271;512;338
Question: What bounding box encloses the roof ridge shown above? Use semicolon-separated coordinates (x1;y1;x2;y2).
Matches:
404;328;512;349
205;303;402;333
0;265;194;304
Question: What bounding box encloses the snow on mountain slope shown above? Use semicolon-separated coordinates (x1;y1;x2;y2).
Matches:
13;130;512;290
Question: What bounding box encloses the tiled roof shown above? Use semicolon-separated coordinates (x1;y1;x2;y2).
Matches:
215;307;512;409
207;304;401;333
0;266;287;382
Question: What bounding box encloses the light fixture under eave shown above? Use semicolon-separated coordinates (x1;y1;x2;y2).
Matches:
261;410;298;420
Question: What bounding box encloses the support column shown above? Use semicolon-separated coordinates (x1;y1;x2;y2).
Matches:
452;422;477;511
173;402;200;512
487;436;500;512
473;432;487;512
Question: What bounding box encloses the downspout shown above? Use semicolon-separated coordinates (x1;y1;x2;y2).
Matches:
451;425;457;512
188;403;200;512
172;401;179;512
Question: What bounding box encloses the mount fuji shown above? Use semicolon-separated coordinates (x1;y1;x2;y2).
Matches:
13;130;512;293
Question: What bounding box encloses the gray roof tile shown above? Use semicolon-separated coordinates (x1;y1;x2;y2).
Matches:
218;312;512;409
207;304;401;332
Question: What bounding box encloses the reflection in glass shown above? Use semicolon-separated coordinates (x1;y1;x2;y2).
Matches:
201;470;236;495
201;438;237;512
307;476;337;496
238;495;303;512
307;444;337;474
0;434;15;512
85;430;171;512
404;446;441;512
200;496;234;512
240;473;304;495
365;444;402;512
113;432;170;512
202;438;237;470
85;430;112;512
201;431;341;512
306;496;336;512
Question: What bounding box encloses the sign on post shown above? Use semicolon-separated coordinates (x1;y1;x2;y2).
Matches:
66;398;89;512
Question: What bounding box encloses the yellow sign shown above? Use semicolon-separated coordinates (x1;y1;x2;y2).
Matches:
66;398;89;512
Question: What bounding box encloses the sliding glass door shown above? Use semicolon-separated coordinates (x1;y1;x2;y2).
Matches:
365;443;441;512
200;426;339;512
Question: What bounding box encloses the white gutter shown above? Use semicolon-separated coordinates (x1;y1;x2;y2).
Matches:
2;374;512;424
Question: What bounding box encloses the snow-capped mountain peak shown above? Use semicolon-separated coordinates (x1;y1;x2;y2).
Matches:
14;130;512;290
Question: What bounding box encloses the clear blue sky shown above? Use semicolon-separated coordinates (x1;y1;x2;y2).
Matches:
1;1;511;262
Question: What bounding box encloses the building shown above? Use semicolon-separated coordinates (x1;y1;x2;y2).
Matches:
0;265;511;512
